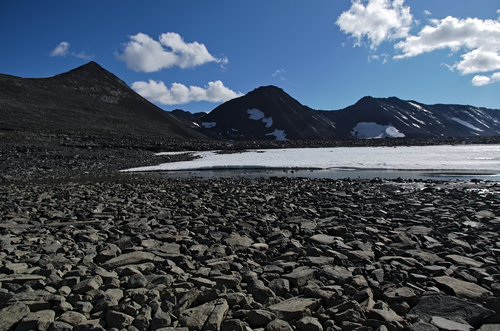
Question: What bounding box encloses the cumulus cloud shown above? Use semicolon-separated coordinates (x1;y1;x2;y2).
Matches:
336;0;413;49
132;80;243;105
51;41;70;57
50;41;93;59
118;32;227;72
472;72;500;86
394;16;500;75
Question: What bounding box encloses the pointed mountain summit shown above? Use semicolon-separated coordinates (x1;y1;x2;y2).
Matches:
0;62;207;139
199;86;338;140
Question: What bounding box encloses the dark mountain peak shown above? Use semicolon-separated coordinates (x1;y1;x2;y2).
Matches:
52;61;127;87
0;62;208;139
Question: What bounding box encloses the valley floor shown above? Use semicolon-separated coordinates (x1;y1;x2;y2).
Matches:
1;131;500;330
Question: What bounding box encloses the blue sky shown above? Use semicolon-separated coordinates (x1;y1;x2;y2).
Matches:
1;0;499;113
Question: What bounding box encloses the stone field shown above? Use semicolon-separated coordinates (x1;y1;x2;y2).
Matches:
1;174;500;330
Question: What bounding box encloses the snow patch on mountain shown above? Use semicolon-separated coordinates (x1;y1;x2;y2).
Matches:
202;122;217;128
247;108;273;127
266;129;288;141
451;117;483;132
351;122;405;139
409;102;430;113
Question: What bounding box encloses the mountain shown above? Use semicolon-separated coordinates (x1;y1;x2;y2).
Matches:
321;96;500;139
0;61;208;139
197;86;338;140
186;86;500;140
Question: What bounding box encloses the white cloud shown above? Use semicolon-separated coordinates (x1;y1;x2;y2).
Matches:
423;10;432;16
51;41;70;57
50;41;93;59
132;80;243;105
118;32;226;72
336;0;413;49
394;17;500;74
472;72;500;86
272;69;286;81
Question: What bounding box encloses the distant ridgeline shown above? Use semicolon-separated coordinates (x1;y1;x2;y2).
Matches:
1;61;499;141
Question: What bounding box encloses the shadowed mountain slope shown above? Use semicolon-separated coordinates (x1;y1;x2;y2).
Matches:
0;61;208;139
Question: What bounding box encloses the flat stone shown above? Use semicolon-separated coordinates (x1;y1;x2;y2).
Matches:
383;287;418;303
368;308;404;323
478;325;500;331
58;311;88;326
15;309;55;331
430;316;473;331
283;266;316;287
179;300;216;330
410;295;495;327
309;234;336;245
319;266;352;285
269;296;320;321
434;276;492;302
101;251;156;269
0;302;30;331
445;254;484;268
222;233;253;247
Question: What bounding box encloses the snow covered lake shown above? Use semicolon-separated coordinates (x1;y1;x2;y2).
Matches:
123;144;500;180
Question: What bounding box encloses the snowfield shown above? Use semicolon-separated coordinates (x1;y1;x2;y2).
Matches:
123;145;500;175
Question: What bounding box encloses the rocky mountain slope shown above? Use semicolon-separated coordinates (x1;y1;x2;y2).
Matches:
182;86;500;140
198;86;338;140
0;62;207;140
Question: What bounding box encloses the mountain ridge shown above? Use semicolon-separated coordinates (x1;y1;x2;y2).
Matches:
183;85;500;140
0;61;208;140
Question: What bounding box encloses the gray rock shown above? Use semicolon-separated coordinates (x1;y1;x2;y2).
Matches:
269;297;320;321
297;316;323;331
101;251;156;269
72;276;103;295
268;278;290;297
15;310;55;331
221;319;251;331
478;325;500;331
58;311;87;325
266;318;294;331
405;321;439;331
247;277;276;304
105;310;134;329
151;310;172;329
0;302;30;331
283;267;316;287
222;233;253;248
128;273;149;288
309;234;336;245
410;295;495;328
205;299;229;331
430;316;473;331
319;266;352;285
179;301;216;330
49;321;74;331
247;309;276;328
434;276;492;302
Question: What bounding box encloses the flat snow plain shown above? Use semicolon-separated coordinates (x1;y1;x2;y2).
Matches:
123;144;500;180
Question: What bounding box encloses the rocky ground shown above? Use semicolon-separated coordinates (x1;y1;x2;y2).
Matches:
1;132;500;330
1;173;500;330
